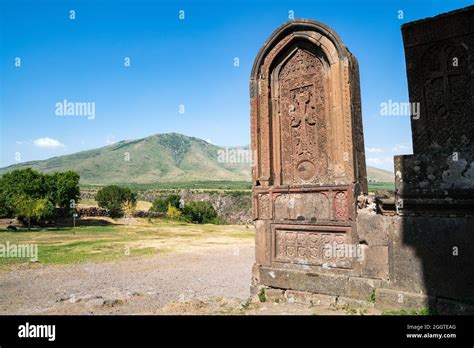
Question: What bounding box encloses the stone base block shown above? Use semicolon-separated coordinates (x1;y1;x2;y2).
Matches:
374;288;433;311
253;263;474;313
254;265;379;301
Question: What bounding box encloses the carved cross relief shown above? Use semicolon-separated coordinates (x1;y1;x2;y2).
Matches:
278;48;328;184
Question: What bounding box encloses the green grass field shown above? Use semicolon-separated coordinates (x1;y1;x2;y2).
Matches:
368;182;395;193
0;219;254;269
82;181;391;193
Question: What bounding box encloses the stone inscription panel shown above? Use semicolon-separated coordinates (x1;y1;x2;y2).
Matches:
272;224;353;269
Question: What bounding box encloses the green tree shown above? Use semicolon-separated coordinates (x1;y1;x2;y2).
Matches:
14;195;54;229
0;168;80;221
33;198;55;222
182;201;218;224
0;190;8;218
150;194;181;213
96;185;136;218
46;171;80;214
0;168;46;216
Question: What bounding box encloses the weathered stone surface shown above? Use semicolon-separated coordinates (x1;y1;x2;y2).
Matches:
345;276;378;301
254;220;271;266
251;19;367;295
308;293;337;307
255;266;381;301
359;246;389;280
257;266;350;297
263;288;285;301
394;216;474;299
375;288;434;312
402;6;474;154
356;209;391;246
397;6;474;215
394;151;474;215
251;21;367;191
336;296;374;309
272;224;353;268
273;192;330;221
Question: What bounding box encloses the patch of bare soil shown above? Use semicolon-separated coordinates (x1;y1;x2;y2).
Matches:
0;244;254;315
0;240;379;315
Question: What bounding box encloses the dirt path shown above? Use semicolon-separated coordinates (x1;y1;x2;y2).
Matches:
0;243;255;315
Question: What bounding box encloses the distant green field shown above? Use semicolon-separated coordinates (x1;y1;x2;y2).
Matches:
81;181;252;191
368;182;395;192
82;181;393;193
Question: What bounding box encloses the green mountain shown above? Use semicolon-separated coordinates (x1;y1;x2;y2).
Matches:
0;133;250;186
366;166;394;183
0;133;393;186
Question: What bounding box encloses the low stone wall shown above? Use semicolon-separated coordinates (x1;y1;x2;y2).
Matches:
76;207;109;217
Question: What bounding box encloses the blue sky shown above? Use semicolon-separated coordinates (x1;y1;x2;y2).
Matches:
1;0;472;171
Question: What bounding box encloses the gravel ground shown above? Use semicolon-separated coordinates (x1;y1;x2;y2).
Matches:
0;241;380;315
0;244;255;315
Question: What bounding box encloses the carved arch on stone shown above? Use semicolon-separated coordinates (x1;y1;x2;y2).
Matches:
250;19;365;189
269;41;332;185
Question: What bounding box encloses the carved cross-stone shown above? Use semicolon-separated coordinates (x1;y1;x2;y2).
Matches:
250;20;367;277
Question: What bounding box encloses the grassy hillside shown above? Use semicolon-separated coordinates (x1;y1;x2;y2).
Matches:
367;166;394;183
0;133;250;185
0;132;394;187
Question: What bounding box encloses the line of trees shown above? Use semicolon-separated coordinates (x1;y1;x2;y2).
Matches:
0;168;80;228
0;168;221;227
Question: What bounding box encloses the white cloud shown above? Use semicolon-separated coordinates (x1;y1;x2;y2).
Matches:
33;137;64;149
366;147;383;153
392;144;409;154
367;157;393;165
106;135;117;145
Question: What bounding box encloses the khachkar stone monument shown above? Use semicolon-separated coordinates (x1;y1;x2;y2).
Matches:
250;19;368;298
397;6;474;215
251;13;474;314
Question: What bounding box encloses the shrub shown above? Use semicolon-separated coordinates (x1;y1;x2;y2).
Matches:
166;204;182;220
121;199;137;221
96;185;136;218
182;201;217;224
14;195;54;229
150;194;181;213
